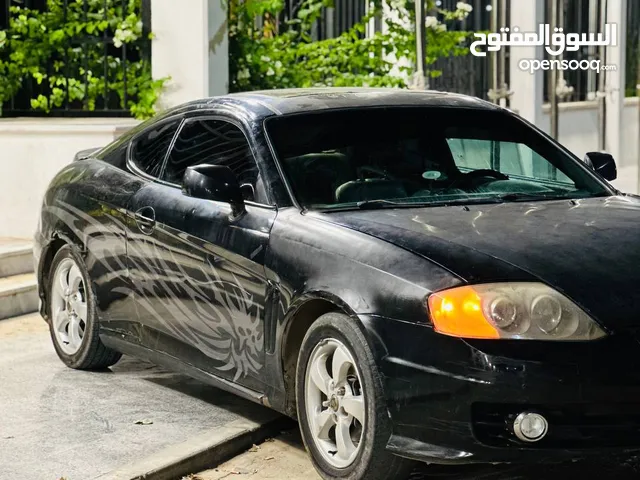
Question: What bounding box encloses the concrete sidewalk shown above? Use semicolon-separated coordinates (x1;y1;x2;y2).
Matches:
0;314;282;480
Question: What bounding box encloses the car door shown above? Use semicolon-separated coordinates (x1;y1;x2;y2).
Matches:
126;115;276;392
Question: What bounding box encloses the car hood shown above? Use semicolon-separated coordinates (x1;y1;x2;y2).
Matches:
319;196;640;331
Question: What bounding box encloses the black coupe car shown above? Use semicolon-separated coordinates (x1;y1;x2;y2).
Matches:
35;88;638;480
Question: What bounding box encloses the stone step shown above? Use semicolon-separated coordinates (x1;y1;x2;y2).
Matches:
0;273;39;320
0;241;34;278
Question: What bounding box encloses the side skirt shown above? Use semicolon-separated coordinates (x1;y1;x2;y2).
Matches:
101;333;269;407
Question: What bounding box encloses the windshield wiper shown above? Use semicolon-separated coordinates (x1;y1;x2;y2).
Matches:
496;192;563;201
355;199;406;209
355;199;445;209
418;192;574;207
324;192;582;212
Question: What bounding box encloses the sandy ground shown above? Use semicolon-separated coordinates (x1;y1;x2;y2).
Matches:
192;429;640;480
192;430;318;480
0;312;48;336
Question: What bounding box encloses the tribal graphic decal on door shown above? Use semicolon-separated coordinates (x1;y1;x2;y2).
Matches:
45;201;264;381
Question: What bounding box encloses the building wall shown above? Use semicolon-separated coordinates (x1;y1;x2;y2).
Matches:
151;0;228;109
538;98;639;193
0;119;138;238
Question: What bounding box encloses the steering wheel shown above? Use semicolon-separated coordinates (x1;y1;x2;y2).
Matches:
357;165;394;180
449;169;509;188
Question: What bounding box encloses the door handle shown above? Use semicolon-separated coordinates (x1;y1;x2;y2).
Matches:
134;206;156;233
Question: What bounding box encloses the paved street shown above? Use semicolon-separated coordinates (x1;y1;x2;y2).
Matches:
196;426;640;480
0;314;273;480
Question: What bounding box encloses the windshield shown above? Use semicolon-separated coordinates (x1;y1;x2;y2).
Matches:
265;107;611;210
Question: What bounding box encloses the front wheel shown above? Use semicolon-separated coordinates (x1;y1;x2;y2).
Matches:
47;244;122;370
296;312;413;480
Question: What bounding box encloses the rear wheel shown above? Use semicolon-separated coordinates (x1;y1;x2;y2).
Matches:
296;312;413;480
48;244;121;370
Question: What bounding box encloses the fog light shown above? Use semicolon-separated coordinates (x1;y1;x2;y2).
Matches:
513;412;548;442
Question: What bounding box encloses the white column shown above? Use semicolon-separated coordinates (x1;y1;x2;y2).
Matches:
208;0;229;97
508;0;545;125
151;0;228;110
604;0;627;165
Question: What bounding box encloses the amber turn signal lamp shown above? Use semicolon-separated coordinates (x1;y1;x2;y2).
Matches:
427;285;500;339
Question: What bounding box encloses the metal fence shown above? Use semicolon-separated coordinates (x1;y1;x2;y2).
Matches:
279;0;494;100
0;0;150;117
279;0;368;41
432;0;494;100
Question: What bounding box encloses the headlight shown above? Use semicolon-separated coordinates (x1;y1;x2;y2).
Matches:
427;282;606;341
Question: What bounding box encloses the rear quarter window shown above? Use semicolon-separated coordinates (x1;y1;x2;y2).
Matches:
131;119;181;178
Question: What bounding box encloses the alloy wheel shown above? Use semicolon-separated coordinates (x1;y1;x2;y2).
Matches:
51;257;88;355
305;338;366;469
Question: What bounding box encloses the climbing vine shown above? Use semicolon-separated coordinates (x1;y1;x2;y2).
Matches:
0;0;167;118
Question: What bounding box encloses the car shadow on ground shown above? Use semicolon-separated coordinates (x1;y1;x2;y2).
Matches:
276;428;640;480
109;358;640;480
109;356;277;424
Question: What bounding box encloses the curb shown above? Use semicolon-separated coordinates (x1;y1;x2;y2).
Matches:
99;415;294;480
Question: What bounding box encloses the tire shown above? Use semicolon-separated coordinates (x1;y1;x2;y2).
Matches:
47;244;122;370
296;312;414;480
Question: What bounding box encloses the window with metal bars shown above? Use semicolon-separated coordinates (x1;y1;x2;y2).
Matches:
542;0;639;103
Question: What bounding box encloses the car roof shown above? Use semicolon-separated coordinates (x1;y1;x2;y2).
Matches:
185;87;500;118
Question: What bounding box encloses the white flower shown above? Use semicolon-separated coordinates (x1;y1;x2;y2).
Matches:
114;28;125;47
246;54;252;61
266;67;275;76
425;16;439;29
456;2;473;13
274;60;282;69
260;55;271;62
237;68;250;81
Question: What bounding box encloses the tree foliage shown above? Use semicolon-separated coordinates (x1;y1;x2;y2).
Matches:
228;0;475;92
0;0;167;118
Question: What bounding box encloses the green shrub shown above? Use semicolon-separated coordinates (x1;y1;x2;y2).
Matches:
228;0;475;92
0;0;167;119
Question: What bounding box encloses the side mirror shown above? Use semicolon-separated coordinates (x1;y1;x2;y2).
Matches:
584;152;617;181
183;164;246;217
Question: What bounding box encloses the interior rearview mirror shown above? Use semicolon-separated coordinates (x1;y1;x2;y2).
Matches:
584;152;617;181
183;164;246;217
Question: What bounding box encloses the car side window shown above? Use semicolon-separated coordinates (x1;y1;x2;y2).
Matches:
162;119;265;203
131;119;180;178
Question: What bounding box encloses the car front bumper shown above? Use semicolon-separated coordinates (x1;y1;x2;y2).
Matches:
360;315;640;465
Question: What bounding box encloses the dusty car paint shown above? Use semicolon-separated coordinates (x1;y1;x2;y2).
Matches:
34;88;640;465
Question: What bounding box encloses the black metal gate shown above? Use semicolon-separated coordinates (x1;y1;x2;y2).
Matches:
280;0;367;40
431;0;493;100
